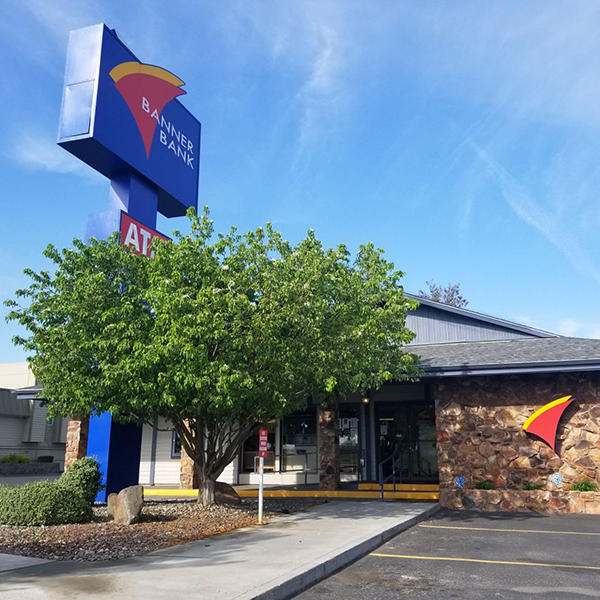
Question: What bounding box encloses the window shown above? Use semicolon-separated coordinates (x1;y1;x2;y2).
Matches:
281;412;317;472
171;431;181;459
241;422;276;472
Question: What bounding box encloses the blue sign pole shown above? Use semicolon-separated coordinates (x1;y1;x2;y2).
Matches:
58;24;201;501
84;175;157;501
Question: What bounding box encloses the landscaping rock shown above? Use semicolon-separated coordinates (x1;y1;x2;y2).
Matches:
108;485;144;524
215;481;241;506
107;493;117;517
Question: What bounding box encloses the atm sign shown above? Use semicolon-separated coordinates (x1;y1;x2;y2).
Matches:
120;212;169;258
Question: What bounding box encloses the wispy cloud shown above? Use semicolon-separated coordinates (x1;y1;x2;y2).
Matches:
217;2;351;169
558;318;600;339
468;139;600;284
11;131;102;182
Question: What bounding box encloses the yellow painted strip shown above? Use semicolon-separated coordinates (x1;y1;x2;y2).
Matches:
144;488;198;497
236;490;438;500
358;483;440;491
522;395;572;430
142;488;438;500
369;552;600;571
419;524;600;536
109;61;185;87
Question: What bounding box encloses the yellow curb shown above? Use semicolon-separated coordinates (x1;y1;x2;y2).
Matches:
142;488;438;501
358;483;440;492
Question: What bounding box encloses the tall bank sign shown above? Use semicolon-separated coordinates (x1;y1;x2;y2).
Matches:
57;24;201;500
58;24;200;219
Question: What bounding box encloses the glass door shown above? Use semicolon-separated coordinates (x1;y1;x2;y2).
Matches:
376;403;437;482
339;405;361;481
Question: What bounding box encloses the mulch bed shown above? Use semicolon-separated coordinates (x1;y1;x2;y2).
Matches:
0;498;324;562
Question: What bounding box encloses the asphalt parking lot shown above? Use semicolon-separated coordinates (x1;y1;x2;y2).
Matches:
295;509;600;599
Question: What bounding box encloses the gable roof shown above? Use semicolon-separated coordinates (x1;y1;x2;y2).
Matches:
411;336;600;377
405;294;557;341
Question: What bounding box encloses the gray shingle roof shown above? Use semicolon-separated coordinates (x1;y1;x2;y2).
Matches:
410;337;600;376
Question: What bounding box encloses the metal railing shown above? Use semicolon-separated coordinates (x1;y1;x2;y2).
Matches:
281;449;317;486
377;447;403;501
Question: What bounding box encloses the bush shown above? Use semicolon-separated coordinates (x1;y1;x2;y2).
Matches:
0;481;92;526
524;481;542;490
37;456;54;463
0;454;30;464
475;480;496;490
58;457;104;505
570;480;598;492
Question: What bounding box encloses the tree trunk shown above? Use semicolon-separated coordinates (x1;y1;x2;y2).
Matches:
198;476;216;506
318;402;340;491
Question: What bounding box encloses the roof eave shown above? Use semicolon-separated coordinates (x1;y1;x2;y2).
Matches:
421;361;600;378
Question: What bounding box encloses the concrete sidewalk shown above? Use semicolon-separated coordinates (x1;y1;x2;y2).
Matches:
0;501;438;600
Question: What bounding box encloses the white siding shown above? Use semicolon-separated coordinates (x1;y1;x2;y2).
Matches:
0;416;26;447
153;420;180;484
24;401;48;443
217;458;237;485
56;417;69;443
139;419;239;486
139;418;180;485
138;423;153;484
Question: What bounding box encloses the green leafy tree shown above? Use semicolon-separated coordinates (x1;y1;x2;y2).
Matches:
418;280;468;308
6;209;419;504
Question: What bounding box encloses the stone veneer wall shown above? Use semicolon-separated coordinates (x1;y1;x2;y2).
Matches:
180;447;198;489
64;416;89;469
433;373;600;513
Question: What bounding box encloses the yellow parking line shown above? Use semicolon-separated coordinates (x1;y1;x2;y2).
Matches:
370;553;600;571
419;524;600;536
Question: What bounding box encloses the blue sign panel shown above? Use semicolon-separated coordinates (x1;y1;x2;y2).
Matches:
58;24;200;217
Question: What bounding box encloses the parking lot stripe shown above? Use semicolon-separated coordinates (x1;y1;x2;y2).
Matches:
370;553;600;570
419;524;600;536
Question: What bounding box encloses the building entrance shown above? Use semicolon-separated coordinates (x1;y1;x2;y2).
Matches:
376;402;438;482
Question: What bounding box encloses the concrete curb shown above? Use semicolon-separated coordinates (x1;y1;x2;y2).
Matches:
252;503;441;600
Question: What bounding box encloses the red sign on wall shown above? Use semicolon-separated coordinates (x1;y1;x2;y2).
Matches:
120;212;169;258
258;428;269;458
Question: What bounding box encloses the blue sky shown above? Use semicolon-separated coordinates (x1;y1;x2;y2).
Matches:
1;1;600;362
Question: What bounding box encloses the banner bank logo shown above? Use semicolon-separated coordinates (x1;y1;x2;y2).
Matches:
110;61;195;169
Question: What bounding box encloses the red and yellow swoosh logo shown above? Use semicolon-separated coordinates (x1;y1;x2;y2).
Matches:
522;395;573;451
110;61;186;158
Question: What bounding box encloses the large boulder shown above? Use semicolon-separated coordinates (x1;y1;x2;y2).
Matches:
214;481;241;506
107;485;144;524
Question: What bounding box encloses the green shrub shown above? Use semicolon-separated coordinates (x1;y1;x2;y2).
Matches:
58;457;104;505
0;458;103;526
0;481;92;526
475;480;496;490
0;454;30;464
570;480;598;492
37;456;54;463
524;481;542;490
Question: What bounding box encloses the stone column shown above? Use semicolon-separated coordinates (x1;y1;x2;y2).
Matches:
64;415;89;469
318;403;339;490
180;447;198;489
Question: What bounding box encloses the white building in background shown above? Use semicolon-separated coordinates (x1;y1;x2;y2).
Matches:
0;362;68;467
0;362;36;389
